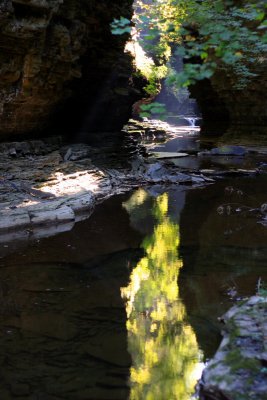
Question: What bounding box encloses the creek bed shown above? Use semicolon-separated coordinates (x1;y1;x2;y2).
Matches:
0;172;267;399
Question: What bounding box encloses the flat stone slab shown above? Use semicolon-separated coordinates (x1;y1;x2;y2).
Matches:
0;136;262;243
200;296;267;400
0;211;31;230
29;205;75;226
150;151;189;159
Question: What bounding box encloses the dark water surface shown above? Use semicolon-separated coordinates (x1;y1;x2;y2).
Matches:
0;176;267;399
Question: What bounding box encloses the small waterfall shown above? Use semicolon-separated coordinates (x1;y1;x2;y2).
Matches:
184;117;200;127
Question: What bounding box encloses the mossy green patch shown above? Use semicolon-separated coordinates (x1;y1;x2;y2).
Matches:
225;349;260;373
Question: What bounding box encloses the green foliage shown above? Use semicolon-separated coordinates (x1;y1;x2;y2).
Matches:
110;17;131;35
112;0;267;91
140;102;166;118
256;278;267;296
143;65;168;96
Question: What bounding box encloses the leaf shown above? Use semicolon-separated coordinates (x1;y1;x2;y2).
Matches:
139;15;150;23
111;27;131;35
140;112;150;118
222;52;237;64
257;20;267;30
151;102;164;107
145;34;157;40
200;51;208;60
201;69;214;79
139;104;151;111
175;47;186;57
214;1;224;13
219;31;232;41
256;12;265;21
262;33;267;44
199;26;211;35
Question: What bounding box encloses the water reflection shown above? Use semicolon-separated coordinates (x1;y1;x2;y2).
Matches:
122;190;204;400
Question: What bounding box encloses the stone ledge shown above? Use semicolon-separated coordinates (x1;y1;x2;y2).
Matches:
0;193;96;233
0;211;31;230
200;296;267;400
29;205;75;226
1;137;263;244
0;140;205;241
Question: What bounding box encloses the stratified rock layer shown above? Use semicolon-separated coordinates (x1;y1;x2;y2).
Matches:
200;296;267;400
0;0;139;138
188;0;267;138
190;61;267;139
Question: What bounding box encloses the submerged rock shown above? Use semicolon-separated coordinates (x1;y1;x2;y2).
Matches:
210;145;247;156
200;296;267;400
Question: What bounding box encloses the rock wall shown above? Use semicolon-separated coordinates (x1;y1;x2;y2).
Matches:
190;62;267;139
187;0;267;139
0;0;139;139
200;296;267;400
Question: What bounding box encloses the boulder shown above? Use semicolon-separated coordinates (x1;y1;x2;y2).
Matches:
200;296;267;400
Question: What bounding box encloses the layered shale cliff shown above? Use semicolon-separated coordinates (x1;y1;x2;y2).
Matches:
190;62;267;139
189;0;267;139
0;0;139;139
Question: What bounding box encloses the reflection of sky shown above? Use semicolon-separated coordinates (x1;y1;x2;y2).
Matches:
121;190;204;400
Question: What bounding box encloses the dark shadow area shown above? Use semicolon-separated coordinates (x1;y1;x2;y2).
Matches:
189;79;230;136
2;178;267;397
0;194;143;399
179;176;267;358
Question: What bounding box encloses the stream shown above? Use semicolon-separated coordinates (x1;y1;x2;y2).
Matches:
0;124;267;399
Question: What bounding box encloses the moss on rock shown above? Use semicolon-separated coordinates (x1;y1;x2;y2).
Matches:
200;296;267;400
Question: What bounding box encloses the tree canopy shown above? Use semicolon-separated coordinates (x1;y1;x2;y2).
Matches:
112;0;267;96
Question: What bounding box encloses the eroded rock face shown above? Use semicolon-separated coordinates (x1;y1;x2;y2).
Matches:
190;62;267;138
200;296;267;400
188;0;267;139
0;0;139;139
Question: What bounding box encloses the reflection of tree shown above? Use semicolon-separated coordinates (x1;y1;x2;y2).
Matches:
121;192;203;400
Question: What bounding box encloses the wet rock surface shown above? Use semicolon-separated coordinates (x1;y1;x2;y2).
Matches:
208;145;248;156
1;120;267;243
0;133;205;242
200;296;267;400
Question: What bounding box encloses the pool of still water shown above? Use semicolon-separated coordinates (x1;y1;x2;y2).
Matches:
0;175;267;399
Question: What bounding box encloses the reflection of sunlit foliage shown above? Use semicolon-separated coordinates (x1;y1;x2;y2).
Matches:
122;188;149;214
121;192;203;400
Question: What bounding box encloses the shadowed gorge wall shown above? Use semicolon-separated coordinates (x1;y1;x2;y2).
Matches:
190;62;267;138
1;0;265;140
188;0;267;138
0;0;139;139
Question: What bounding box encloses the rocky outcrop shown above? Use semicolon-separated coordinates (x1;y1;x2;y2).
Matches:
0;0;140;139
187;0;267;139
190;62;267;139
200;296;267;400
0;122;216;242
1;119;265;242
